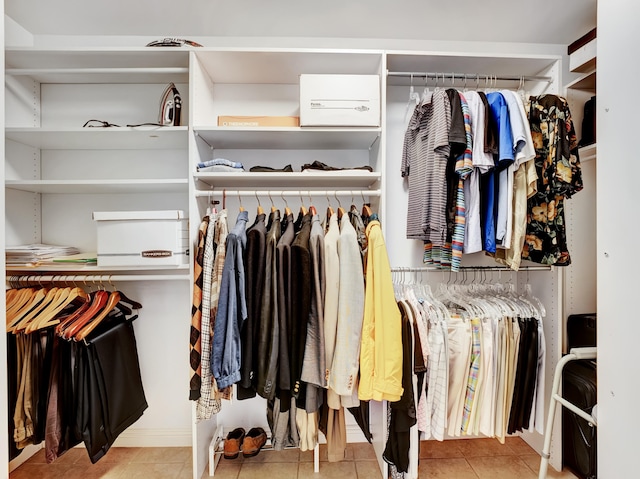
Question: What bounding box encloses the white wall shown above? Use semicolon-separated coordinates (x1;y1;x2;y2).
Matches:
597;2;639;477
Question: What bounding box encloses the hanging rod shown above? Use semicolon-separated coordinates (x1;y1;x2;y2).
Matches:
391;265;553;272
194;189;381;198
7;274;191;283
386;70;552;83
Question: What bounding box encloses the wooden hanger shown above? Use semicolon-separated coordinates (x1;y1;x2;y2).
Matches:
299;192;307;216
61;289;110;340
255;191;265;215
268;192;277;213
238;191;245;212
74;291;122;342
29;286;89;333
334;192;345;220
55;299;92;337
5;288;35;324
9;287;58;333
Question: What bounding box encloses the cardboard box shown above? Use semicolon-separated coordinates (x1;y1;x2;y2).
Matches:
217;115;300;127
299;74;380;127
93;210;189;267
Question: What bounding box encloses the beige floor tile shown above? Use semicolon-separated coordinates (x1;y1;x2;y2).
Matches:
130;446;191;464
50;447;90;465
467;455;537;479
100;446;145;463
117;462;185;479
202;461;241;479
22;448;47;464
355;460;383;479
504;436;537;455
419;439;465;459
237;462;298;479
520;454;580;478
9;463;78;479
418;458;479;479
241;447;300;463
298;460;356;479
178;463;193;479
351;442;377;461
456;438;516;457
72;461;129;479
299;443;355;463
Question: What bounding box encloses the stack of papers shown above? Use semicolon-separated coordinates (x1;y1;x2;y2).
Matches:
6;244;86;267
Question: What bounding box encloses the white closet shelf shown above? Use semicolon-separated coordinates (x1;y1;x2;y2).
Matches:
6;264;190;274
579;143;597;162
5;48;190;83
6;179;188;194
194;171;381;189
566;70;596;92
194;127;381;150
6;127;189;150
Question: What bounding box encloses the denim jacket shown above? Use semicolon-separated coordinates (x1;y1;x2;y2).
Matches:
211;210;248;389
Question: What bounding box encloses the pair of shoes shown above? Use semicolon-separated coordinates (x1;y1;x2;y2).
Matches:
243;427;268;457
223;428;245;459
223;427;268;459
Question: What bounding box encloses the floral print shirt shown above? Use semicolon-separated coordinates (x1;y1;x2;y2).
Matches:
522;95;583;266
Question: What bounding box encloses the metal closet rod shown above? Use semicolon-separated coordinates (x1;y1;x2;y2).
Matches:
195;189;381;197
386;70;552;83
7;274;190;283
391;265;553;272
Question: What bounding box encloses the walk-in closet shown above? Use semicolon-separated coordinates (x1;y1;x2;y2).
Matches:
6;1;637;479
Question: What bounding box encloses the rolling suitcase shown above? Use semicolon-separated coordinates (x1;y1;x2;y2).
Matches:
563;313;597;479
562;359;597;479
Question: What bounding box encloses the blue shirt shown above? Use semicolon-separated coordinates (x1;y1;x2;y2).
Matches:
486;92;515;170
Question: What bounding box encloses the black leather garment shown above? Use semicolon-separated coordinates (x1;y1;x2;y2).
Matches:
76;316;147;463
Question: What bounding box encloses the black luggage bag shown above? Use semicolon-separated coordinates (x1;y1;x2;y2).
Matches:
562;313;597;479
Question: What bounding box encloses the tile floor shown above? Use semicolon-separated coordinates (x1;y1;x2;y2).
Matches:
9;437;579;479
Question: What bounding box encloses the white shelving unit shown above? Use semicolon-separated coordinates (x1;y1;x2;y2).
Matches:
5;45;576;479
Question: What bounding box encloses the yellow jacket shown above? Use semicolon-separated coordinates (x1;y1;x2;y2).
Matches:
358;220;404;402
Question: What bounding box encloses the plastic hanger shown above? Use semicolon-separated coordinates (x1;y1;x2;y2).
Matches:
404;74;421;121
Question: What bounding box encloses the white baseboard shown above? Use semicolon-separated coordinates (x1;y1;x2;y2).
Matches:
9;444;43;473
112;428;192;447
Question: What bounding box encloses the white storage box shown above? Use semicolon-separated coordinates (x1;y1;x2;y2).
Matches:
299;74;380;127
93;210;189;267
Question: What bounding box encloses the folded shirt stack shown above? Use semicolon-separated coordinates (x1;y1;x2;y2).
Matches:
197;158;245;173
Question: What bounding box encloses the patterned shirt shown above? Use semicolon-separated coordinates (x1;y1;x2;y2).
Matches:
523;95;583;265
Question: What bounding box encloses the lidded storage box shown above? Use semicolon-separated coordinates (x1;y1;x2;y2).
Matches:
299;74;380;127
93;210;189;267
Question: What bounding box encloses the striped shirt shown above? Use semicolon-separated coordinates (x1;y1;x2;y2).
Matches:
402;90;451;244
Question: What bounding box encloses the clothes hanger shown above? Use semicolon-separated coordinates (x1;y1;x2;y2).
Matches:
74;290;122;342
269;192;277;213
255;191;265;216
326;192;335;225
308;191;317;216
61;288;110;340
30;284;89;332
10;285;60;333
281;192;292;217
238;191;245;212
404;74;421;121
299;192;307;216
335;192;345;220
360;191;373;218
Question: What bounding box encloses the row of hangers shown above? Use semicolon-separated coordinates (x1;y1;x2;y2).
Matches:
5;276;142;342
209;190;374;225
405;72;529;121
392;269;545;323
